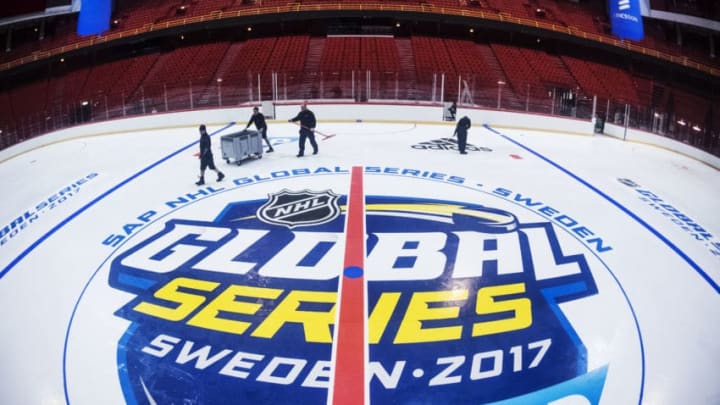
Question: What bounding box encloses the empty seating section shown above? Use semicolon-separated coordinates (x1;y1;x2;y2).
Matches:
519;47;576;89
672;88;708;124
183;0;231;17
633;76;654;106
485;0;531;19
276;36;310;72
374;38;401;72
0;34;714;146
152;42;228;87
80;55;157;100
10;80;49;119
0;92;13;126
552;0;601;32
113;0;180;29
585;61;639;105
443;39;493;86
321;37;361;72
46;68;90;108
0;0;716;74
561;56;608;99
232;37;277;78
491;44;545;100
361;38;380;71
411;36;457;78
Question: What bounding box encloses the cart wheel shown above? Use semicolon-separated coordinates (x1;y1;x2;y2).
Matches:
236;160;242;166
225;158;230;164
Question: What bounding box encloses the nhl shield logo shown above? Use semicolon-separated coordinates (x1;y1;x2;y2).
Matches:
258;189;341;228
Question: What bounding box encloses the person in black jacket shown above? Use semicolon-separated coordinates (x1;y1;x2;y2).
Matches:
288;104;317;157
453;116;472;154
195;124;225;185
245;106;274;153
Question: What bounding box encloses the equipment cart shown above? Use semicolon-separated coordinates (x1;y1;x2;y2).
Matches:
220;129;263;165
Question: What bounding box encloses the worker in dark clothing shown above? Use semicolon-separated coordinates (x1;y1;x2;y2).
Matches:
195;124;225;185
453;116;471;154
245;106;273;153
288;104;317;157
448;101;457;121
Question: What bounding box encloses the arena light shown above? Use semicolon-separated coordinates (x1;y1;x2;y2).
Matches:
677;119;686;126
81;101;89;106
692;125;701;132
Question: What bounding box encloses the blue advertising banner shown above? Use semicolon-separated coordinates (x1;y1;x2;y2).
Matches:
609;0;644;40
77;0;112;36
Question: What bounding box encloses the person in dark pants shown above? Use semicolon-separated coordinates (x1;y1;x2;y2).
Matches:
453;116;471;154
195;124;225;185
245;106;274;152
288;104;317;157
448;101;457;121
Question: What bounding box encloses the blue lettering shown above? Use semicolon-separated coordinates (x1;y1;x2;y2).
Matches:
492;188;512;198
448;176;464;184
271;171;290;178
513;194;543;207
123;223;144;235
555;215;577;227
233;177;253;185
539;206;559;217
166;197;189;209
572;226;594;238
103;234;125;247
138;211;157;223
186;190;211;200
587;238;612;253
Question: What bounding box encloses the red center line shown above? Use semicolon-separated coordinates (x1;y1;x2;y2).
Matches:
331;165;367;405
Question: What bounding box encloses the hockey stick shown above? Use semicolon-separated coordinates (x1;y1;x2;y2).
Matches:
291;121;336;140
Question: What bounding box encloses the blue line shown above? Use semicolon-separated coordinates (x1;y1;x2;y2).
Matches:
484;124;719;294
0;122;236;280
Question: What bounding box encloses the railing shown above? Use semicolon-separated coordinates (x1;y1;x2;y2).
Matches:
1;70;718;156
0;3;718;77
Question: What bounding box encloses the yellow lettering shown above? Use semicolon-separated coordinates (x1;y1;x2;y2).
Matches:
133;277;218;321
252;290;337;343
368;292;401;344
394;290;468;344
187;285;283;334
472;282;531;336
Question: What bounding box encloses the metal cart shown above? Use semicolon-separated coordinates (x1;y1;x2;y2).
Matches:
220;129;263;165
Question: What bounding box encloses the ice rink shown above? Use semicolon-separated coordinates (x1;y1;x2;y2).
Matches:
0;106;718;405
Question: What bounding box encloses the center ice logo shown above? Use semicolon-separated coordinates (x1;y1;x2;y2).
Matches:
108;194;605;404
258;189;340;228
